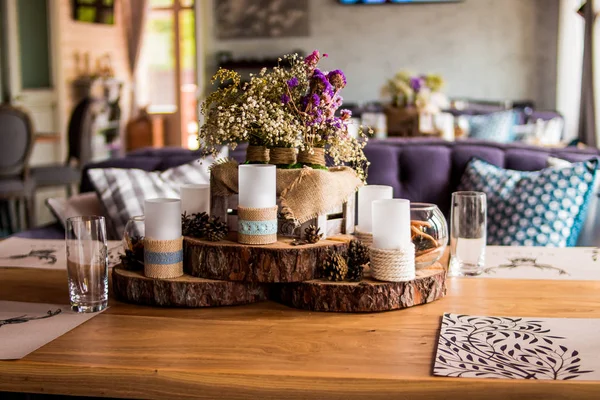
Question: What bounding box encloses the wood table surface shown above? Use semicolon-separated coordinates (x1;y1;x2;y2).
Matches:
1;265;600;399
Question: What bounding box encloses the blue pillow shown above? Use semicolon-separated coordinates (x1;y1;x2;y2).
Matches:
466;110;517;143
457;158;598;247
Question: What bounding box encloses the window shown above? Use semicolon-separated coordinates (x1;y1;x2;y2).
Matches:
137;0;197;149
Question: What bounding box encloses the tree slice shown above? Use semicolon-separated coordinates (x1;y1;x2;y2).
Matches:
184;234;351;283
275;263;446;313
112;267;268;308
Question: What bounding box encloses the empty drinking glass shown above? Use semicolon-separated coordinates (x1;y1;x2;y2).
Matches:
449;191;487;276
66;216;108;312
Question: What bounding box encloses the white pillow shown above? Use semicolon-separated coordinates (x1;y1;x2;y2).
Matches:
87;159;214;238
46;193;119;239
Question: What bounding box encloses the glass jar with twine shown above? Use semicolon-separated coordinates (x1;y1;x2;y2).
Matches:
268;146;297;168
297;147;327;170
245;144;270;164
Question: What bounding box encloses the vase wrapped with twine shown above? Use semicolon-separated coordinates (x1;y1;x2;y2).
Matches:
245;145;270;164
269;147;297;167
297;147;326;169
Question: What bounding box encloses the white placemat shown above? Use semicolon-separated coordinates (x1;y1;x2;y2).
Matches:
0;301;106;360
480;246;600;280
434;313;600;381
0;238;123;269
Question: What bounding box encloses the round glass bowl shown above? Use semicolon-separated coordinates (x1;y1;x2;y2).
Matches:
410;203;448;268
122;215;145;260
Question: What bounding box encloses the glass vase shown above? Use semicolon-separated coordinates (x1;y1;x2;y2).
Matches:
410;203;448;268
122;215;145;264
269;146;297;168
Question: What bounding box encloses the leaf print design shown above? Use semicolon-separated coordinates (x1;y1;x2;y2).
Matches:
434;314;594;380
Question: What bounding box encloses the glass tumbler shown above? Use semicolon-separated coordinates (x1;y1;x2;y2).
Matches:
66;216;108;312
449;191;487;276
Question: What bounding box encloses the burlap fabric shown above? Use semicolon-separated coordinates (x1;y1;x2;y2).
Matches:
237;205;278;245
144;237;183;279
370;243;416;282
211;160;363;225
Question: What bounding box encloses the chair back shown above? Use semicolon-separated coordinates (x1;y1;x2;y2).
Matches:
67;97;95;166
0;103;34;178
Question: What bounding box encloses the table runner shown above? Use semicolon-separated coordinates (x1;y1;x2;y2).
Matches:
434;313;600;380
0;301;106;360
480;246;600;280
0;238;123;269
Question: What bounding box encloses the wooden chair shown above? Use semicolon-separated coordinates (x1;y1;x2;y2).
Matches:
0;103;36;232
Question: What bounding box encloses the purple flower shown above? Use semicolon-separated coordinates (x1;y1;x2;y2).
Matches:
340;109;352;121
310;69;333;94
281;94;291;104
304;50;321;68
410;76;424;92
327;70;346;90
310;93;320;106
287;77;299;88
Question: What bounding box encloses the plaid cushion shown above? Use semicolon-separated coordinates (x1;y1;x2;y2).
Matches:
87;160;212;239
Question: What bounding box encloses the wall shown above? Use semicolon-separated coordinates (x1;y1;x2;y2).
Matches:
202;0;560;110
56;0;131;139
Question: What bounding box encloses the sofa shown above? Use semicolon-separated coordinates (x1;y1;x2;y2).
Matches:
17;139;600;246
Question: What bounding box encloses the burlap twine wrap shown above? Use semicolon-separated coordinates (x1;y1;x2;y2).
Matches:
354;227;373;247
237;205;278;245
297;147;325;166
211;161;363;226
370;243;416;282
269;147;297;165
246;145;270;163
144;237;183;279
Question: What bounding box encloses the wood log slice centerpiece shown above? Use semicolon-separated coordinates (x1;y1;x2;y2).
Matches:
112;268;267;308
275;263;446;313
184;233;351;282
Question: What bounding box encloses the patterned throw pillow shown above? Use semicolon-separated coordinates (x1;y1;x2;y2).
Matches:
465;110;517;143
87;160;212;239
458;158;598;247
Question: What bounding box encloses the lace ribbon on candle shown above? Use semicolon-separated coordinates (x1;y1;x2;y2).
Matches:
237;205;278;245
370;242;416;282
354;227;373;247
144;237;184;279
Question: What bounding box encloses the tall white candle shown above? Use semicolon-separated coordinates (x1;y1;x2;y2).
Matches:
372;199;411;249
180;183;210;215
238;164;276;208
144;198;182;240
357;185;393;233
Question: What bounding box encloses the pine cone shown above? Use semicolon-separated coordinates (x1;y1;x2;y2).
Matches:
182;212;210;238
347;263;364;282
120;250;144;271
348;239;370;267
304;224;323;244
205;216;229;242
323;252;348;282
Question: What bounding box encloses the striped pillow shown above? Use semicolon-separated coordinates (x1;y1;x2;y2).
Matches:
87;160;212;239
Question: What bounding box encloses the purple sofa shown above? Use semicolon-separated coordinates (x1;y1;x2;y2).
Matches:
18;139;600;246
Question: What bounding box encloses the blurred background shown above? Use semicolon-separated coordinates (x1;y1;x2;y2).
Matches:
0;0;596;231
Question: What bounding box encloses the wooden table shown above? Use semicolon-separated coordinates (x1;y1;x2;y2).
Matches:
1;266;600;399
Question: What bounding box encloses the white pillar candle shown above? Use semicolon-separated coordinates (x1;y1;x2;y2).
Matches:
180;183;210;215
144;198;182;240
372;199;411;249
238;164;276;208
357;185;393;233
